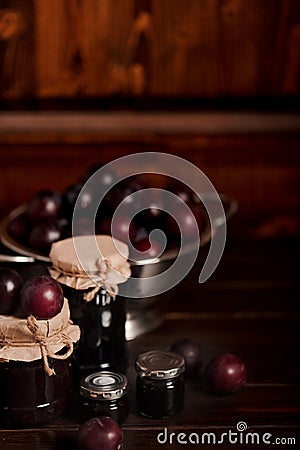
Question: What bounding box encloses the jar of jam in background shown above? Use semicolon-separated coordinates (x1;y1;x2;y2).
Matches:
79;371;129;424
0;355;72;428
135;350;185;419
49;235;131;377
63;285;128;375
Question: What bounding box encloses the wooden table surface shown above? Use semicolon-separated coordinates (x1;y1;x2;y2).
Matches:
0;236;299;449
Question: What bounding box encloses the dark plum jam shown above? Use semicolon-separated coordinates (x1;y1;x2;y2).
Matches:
0;356;72;428
135;350;185;419
136;374;185;419
62;285;128;376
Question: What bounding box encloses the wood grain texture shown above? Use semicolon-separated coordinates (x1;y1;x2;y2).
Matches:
0;0;34;98
0;0;299;100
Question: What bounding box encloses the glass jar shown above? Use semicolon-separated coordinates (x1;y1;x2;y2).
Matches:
0;297;80;428
49;235;131;377
135;350;185;419
79;371;129;424
63;285;128;376
0;355;72;428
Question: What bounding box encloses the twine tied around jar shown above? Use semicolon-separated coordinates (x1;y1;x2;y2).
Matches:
49;235;131;301
50;256;119;301
84;256;119;300
26;315;74;376
0;299;81;376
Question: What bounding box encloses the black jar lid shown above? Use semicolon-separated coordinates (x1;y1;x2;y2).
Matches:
80;371;128;401
136;350;185;379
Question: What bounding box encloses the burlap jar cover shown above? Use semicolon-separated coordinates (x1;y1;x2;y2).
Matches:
49;235;131;300
0;299;80;376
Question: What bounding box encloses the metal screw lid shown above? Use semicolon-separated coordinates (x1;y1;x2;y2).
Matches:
135;350;185;379
80;371;128;401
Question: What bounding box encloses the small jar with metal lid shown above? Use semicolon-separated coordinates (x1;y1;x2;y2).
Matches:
135;350;185;419
79;371;129;424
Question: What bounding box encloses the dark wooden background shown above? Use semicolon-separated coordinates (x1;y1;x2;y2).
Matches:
0;0;300;99
0;0;299;238
0;3;299;449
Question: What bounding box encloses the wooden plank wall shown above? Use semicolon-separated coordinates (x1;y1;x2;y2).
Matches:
0;1;299;239
0;0;299;99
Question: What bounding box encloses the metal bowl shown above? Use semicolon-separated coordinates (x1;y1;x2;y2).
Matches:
0;194;237;340
125;193;237;339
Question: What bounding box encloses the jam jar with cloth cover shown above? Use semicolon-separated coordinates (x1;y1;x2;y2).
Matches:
49;235;131;376
0;299;80;427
